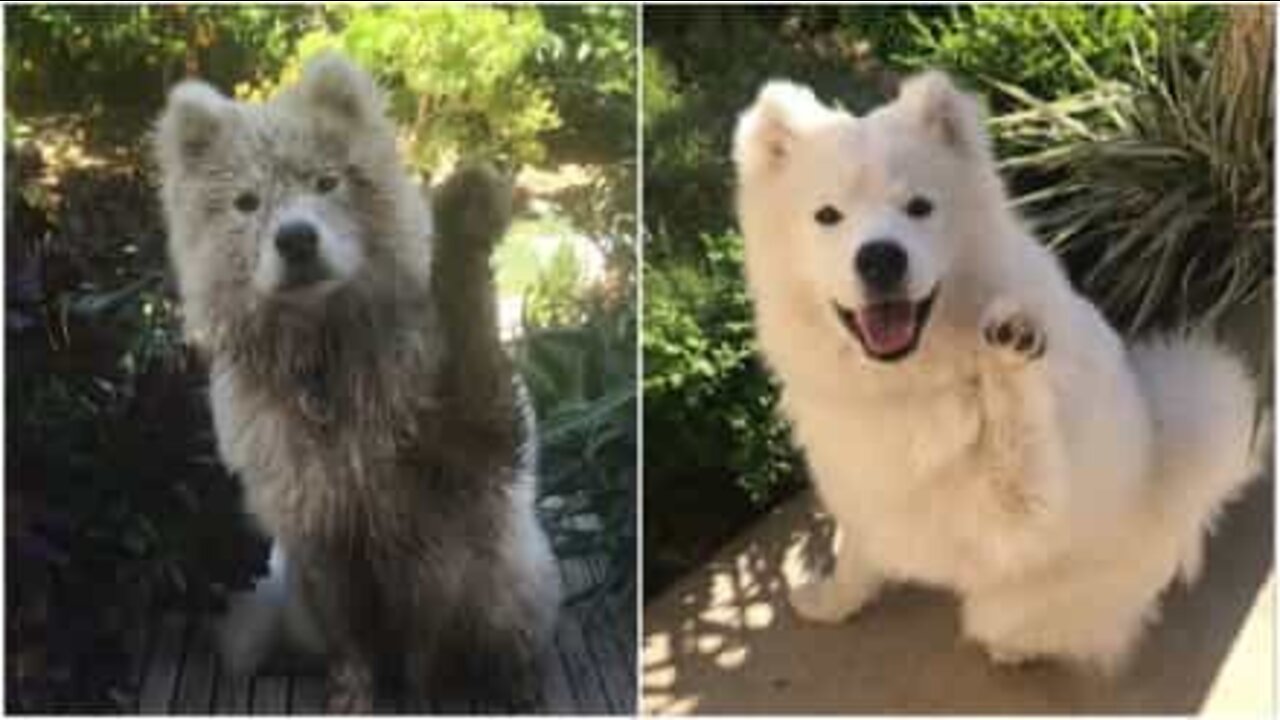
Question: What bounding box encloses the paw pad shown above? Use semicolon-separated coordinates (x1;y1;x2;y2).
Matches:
983;312;1046;360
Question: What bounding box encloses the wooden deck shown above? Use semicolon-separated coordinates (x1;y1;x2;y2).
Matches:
132;555;635;714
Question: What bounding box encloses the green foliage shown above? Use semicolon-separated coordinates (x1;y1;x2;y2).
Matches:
6;166;263;711
513;191;636;598
495;216;565;297
530;5;637;166
249;5;559;170
987;7;1270;335
519;260;636;601
894;5;1221;111
525;241;588;328
6;5;315;147
7;4;635;175
643;233;798;503
642;48;680;133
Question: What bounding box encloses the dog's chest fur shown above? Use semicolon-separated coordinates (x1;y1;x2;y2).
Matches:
787;377;1052;588
208;327;500;550
214;365;404;538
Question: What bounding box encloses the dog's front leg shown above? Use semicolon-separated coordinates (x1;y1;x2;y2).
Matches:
430;165;515;423
975;297;1068;522
294;544;379;713
790;526;883;623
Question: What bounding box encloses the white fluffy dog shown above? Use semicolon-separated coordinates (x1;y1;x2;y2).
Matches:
733;71;1260;673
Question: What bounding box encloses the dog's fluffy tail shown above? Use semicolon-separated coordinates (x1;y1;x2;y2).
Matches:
1130;334;1262;584
216;543;324;677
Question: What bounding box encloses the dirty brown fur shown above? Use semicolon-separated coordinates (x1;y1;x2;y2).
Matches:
156;53;559;711
429;165;519;484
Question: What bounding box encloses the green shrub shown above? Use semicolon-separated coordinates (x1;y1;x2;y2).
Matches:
6;5;314;148
987;6;1270;336
529;5;636;167
893;5;1221;111
6;164;263;711
643;233;798;503
519;263;636;601
248;6;559;171
525;241;588;328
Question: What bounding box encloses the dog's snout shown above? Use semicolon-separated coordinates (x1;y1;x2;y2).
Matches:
275;221;319;264
855;240;908;292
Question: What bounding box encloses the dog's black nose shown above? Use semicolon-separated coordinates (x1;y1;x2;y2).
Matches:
275;221;318;264
855;240;908;292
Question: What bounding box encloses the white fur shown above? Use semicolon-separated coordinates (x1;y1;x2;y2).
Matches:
734;72;1260;673
252;199;365;296
216;543;325;676
508;379;562;626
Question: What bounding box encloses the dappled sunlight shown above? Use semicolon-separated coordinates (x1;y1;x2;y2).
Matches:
517;163;597;196
643;632;697;714
495;180;613;340
495;219;608;340
14;115;132;182
644;483;1273;714
642;497;836;714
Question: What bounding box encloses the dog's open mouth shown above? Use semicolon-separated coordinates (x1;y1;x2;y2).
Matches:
834;287;938;362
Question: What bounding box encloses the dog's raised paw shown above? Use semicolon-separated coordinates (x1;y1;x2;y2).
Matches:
981;300;1046;361
432;164;513;252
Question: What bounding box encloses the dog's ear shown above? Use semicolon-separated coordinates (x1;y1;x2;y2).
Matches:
897;71;989;157
734;80;830;176
298;51;385;127
156;80;234;172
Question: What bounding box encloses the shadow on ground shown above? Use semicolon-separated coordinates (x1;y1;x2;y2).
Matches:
643;477;1273;714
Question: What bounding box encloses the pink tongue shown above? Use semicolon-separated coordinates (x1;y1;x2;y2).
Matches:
856;302;917;355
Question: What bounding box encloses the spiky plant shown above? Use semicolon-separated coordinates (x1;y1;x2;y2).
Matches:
519;295;636;603
989;6;1272;335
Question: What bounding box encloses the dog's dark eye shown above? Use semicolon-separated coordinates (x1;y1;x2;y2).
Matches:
315;174;341;194
233;192;260;213
814;205;844;226
905;196;934;219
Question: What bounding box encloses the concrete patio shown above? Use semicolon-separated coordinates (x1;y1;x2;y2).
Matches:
643;477;1273;714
